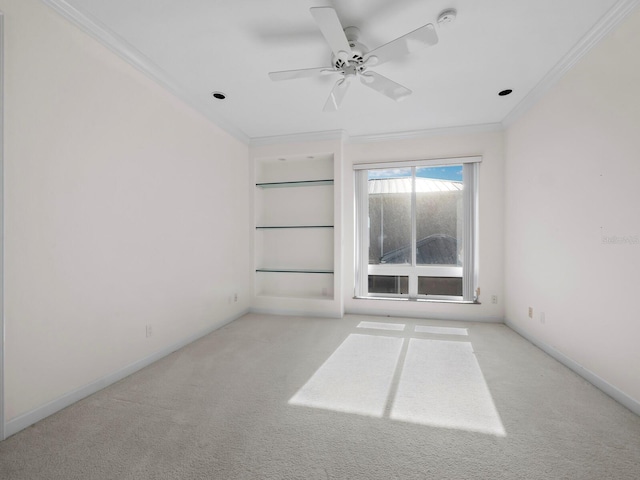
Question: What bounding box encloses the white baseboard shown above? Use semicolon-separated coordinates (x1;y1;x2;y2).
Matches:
505;319;640;417
345;305;503;324
4;309;249;439
248;307;342;319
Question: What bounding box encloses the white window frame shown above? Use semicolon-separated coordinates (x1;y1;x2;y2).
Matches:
354;156;480;303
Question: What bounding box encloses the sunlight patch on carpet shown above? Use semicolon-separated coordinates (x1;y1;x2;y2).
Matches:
414;325;468;336
390;339;506;436
289;334;403;417
290;322;506;437
357;321;406;331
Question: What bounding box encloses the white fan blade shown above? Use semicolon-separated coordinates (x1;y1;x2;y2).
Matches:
323;78;350;112
365;24;438;67
310;7;352;60
268;67;336;81
359;72;411;102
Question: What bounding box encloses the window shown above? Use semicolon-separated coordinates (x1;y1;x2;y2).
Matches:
355;157;479;302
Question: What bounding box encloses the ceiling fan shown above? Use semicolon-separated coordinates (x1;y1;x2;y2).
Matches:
268;7;439;112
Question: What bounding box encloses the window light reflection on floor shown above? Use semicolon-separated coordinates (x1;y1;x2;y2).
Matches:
414;325;468;336
390;339;506;437
289;334;403;417
289;322;506;437
357;321;406;331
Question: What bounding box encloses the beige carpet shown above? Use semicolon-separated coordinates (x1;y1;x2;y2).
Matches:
1;313;639;479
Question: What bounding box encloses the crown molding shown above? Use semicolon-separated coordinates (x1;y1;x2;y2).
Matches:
249;129;348;147
249;123;504;147
33;1;505;149
502;0;640;128
40;0;638;147
346;123;504;144
251;123;505;147
39;0;251;145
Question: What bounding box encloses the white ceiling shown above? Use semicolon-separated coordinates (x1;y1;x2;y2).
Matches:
53;0;632;142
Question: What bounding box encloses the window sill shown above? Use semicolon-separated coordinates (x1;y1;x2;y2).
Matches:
353;296;480;305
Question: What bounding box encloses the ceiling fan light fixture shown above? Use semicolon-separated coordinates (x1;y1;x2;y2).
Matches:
365;55;379;66
360;73;375;85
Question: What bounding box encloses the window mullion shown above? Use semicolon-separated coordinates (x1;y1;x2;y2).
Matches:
409;167;418;298
462;163;476;301
355;171;369;297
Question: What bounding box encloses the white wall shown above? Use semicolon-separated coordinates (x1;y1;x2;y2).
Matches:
343;131;505;322
2;0;250;424
504;7;640;403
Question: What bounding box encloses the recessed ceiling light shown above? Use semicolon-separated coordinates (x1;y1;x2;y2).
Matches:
211;91;226;100
498;89;513;96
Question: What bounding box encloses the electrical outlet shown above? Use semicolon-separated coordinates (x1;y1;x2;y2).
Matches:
491;295;498;304
528;307;533;319
146;324;153;338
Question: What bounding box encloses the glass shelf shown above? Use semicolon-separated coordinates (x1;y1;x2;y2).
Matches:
256;268;334;274
256;179;333;188
256;225;334;229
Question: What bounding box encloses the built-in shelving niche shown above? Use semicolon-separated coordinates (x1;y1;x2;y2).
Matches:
254;154;335;300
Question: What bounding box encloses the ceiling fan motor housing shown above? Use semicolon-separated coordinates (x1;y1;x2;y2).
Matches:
332;40;368;70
